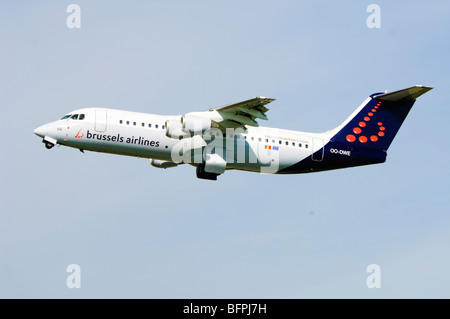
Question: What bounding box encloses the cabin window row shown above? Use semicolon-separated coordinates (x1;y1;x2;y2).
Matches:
117;123;310;148
119;120;165;130
256;137;309;148
244;136;308;148
206;131;308;148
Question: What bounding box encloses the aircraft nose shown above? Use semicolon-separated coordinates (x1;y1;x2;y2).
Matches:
33;125;48;138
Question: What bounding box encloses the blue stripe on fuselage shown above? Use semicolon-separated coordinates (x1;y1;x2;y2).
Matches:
277;141;386;174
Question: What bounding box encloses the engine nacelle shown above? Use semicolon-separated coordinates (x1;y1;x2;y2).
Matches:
150;159;179;169
165;119;190;139
182;115;211;135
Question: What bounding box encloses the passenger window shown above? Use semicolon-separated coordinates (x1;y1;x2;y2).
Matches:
285;141;288;145
292;142;295;146
126;121;130;125
120;120;123;124
258;138;262;142
251;137;254;141
142;123;145;127
155;124;158;129
133;122;136;126
148;123;151;128
265;139;268;143
305;144;309;148
279;140;282;144
70;114;79;120
299;143;302;148
272;139;275;143
162;125;165;129
79;114;85;120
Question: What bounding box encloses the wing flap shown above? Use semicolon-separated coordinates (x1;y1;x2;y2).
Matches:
213;96;275;128
215;96;274;113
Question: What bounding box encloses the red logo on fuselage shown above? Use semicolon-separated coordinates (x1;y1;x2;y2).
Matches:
75;129;84;138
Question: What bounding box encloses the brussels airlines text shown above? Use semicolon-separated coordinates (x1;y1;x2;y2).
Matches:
86;130;160;147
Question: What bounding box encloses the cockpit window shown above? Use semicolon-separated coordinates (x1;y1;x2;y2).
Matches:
61;113;85;120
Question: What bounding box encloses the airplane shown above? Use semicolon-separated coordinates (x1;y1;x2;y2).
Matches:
33;85;432;180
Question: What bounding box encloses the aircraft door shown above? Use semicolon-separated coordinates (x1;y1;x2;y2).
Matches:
95;110;107;132
311;137;324;162
258;132;279;173
257;140;271;164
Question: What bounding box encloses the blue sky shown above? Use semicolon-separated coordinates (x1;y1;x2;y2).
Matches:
1;0;449;298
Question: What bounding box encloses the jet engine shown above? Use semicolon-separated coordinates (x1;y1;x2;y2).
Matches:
165;119;190;139
181;115;211;135
165;115;211;139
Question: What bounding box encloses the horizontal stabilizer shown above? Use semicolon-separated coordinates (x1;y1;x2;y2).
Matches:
374;85;433;102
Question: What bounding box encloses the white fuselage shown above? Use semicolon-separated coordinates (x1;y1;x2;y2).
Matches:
33;86;432;179
34;107;333;174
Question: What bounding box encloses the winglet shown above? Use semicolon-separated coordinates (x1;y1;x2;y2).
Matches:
374;85;433;102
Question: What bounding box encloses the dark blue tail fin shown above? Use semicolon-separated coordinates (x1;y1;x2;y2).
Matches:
277;86;432;174
331;86;433;151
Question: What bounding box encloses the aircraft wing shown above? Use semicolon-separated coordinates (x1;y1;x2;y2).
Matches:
195;96;275;130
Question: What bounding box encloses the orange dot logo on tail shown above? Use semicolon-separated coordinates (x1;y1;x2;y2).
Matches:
346;134;356;142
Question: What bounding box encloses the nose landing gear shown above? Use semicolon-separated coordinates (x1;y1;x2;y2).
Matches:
44;141;54;149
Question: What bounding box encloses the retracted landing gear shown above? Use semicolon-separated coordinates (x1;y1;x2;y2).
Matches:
196;164;219;181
